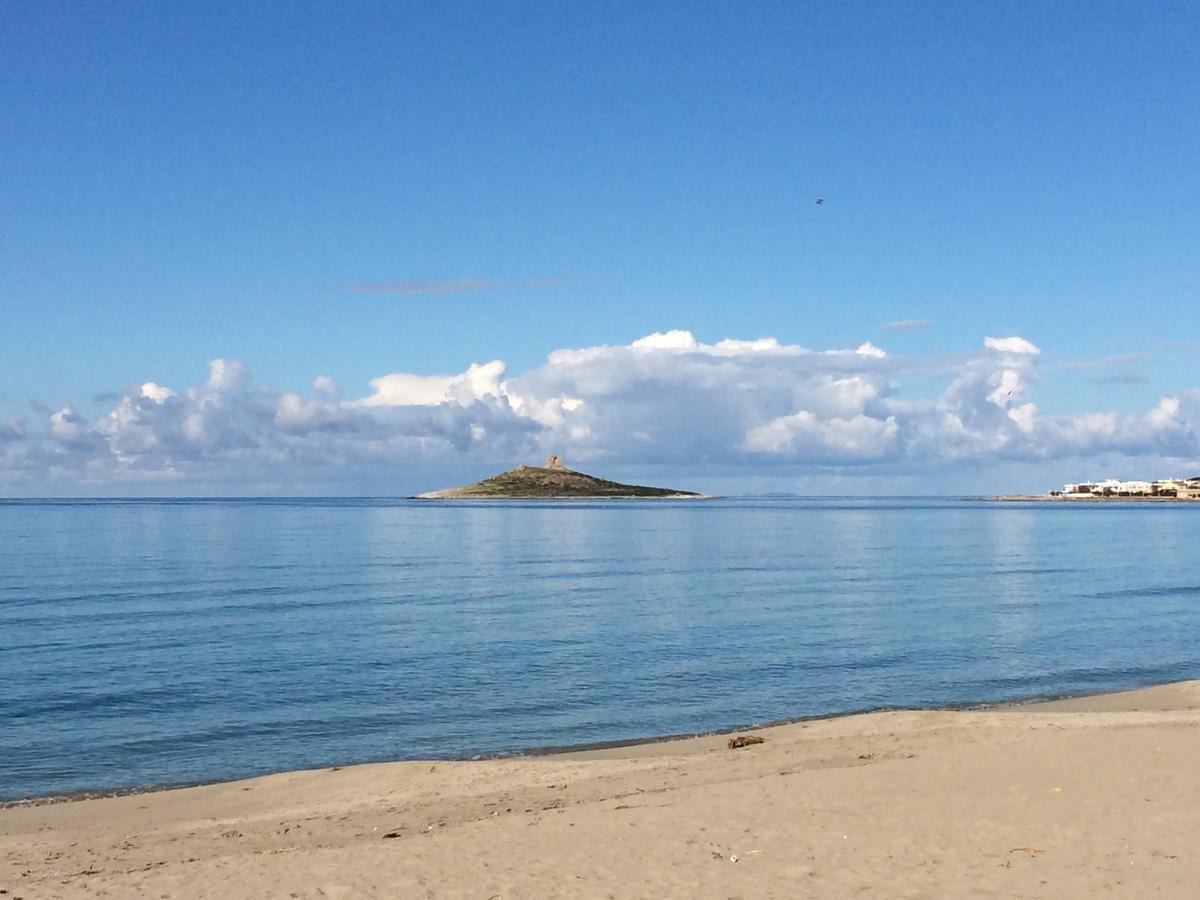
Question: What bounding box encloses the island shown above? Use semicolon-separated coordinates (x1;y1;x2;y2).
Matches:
413;455;706;500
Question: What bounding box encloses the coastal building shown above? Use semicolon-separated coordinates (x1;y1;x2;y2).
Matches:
1117;481;1153;496
1058;477;1200;499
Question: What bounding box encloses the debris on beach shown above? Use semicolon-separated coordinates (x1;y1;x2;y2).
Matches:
727;735;764;749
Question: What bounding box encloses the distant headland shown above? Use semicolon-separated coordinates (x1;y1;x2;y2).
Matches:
995;476;1200;502
413;455;707;500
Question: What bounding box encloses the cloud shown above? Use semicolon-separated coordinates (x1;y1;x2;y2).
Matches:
0;417;37;474
340;279;495;295
1092;372;1149;385
984;336;1041;355
854;342;887;359
880;319;932;333
358;361;506;407
631;330;699;350
49;407;87;443
1032;394;1196;459
338;276;571;295
4;331;1198;489
744;410;899;460
205;359;246;391
311;375;338;397
140;382;175;403
1057;354;1144;371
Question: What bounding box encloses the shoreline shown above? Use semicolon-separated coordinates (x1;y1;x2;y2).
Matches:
410;493;714;501
2;677;1191;808
992;494;1200;502
4;679;1199;897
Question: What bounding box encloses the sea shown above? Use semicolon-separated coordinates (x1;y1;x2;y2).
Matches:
2;497;1198;802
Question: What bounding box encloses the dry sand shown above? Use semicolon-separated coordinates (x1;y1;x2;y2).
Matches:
3;681;1199;898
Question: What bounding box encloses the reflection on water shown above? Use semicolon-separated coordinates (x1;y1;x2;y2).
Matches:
1;497;1199;800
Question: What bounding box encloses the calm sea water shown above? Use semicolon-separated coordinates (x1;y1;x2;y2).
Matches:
2;497;1198;801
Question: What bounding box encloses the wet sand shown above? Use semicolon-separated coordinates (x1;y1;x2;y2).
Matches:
3;680;1199;898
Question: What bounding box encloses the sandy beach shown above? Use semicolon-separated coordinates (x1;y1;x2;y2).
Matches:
3;681;1198;898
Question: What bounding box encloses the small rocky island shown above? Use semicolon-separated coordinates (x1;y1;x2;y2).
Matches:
414;455;705;500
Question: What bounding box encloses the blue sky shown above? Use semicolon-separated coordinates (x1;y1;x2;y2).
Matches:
2;2;1199;494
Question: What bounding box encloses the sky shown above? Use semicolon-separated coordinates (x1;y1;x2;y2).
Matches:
2;1;1199;496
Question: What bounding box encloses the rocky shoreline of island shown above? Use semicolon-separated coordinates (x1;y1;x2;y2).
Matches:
413;455;706;500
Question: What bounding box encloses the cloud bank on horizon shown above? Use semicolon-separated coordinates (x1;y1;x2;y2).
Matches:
3;330;1198;489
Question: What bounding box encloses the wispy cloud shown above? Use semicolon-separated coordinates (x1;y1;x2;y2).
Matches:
338;276;571;295
1092;372;1149;385
1056;353;1144;370
880;319;931;333
1163;340;1200;353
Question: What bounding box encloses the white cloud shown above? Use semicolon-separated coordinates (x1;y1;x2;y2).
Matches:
854;342;887;359
206;359;246;391
744;411;899;460
985;336;1041;355
140;382;174;403
6;331;1199;489
359;372;460;406
1148;395;1180;427
1008;403;1037;433
712;337;781;354
987;369;1027;409
631;329;699;350
49;407;85;442
359;360;506;407
274;392;352;434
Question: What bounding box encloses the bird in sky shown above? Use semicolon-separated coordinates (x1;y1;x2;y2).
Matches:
815;198;824;205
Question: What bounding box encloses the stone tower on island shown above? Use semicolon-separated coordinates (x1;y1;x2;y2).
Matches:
544;454;565;470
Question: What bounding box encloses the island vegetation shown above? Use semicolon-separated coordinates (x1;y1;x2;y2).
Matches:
413;455;705;500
